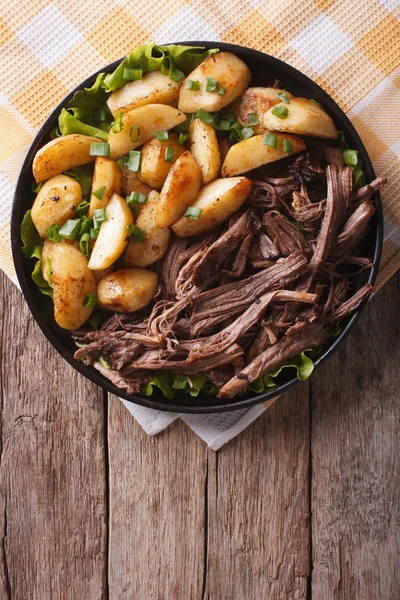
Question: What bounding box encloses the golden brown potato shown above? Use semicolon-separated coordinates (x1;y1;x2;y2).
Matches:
108;104;187;159
31;174;82;237
92;266;114;284
107;71;181;116
156;151;202;229
178;52;251;113
124;191;171;268
49;242;96;330
263;98;338;139
97;268;158;312
189;118;221;185
89;157;122;217
88;193;133;270
232;87;295;134
221;133;306;177
172;177;251;237
121;166;153;199
140;134;185;189
33;134;100;183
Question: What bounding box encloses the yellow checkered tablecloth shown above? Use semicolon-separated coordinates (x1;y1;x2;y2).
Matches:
0;0;399;287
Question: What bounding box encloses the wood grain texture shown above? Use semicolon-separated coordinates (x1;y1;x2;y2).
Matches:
0;272;107;600
107;395;207;600
203;384;311;600
311;274;400;599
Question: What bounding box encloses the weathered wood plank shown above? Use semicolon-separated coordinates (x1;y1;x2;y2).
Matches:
204;384;311;600
0;272;108;599
311;273;400;599
107;395;207;599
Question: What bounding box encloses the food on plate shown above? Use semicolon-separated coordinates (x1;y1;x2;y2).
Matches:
21;42;385;401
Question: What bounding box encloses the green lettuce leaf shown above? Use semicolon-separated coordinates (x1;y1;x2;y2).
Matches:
63;164;94;198
141;370;175;400
58;108;109;141
66;73;109;110
172;373;208;397
31;259;53;299
20;209;43;260
249;351;316;394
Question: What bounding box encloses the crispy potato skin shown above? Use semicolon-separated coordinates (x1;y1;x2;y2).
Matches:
124;191;171;268
32;174;82;237
108;104;187;159
33;134;100;183
140;134;185;189
156;150;202;229
107;71;181;116
97;268;158;313
121;166;154;199
178;52;252;113
89;157;122;217
47;241;96;330
232;87;295;134
263;98;338;139
172;177;251;237
88;193;133;270
221;133;306;177
189;119;221;185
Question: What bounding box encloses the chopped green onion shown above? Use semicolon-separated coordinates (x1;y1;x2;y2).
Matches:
59;219;81;240
93;208;107;224
94;108;108;123
83;293;97;309
164;147;175;163
263;132;278;149
127;224;145;242
112;111;123;133
170;68;185;83
283;139;293;153
79;232;90;257
46;224;62;242
127;150;141;172
218;119;231;132
76;200;89;217
123;68;143;81
79;215;92;236
277;91;290;104
229;121;243;142
342;149;359;166
353;167;366;189
93;186;106;200
184;206;202;219
271;105;289;119
155;131;169;141
178;132;189;145
98;356;110;369
205;77;218;93
187;80;200;91
90;142;110;157
90;228;98;240
126;191;147;206
241;126;255;140
310;98;321;106
218;86;225;96
116;157;124;170
130;125;141;143
247;112;259;126
32;181;44;194
197;108;215;125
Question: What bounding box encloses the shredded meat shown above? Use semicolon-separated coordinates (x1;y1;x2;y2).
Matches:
324;283;372;325
263;211;309;256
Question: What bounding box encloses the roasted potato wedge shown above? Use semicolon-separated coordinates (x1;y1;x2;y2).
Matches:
88;193;133;270
124;191;171;267
92;266;114;284
178;52;251;113
263;98;338;139
89;157;122;217
33;134;100;183
189;118;221;185
122;166;153;198
222;133;306;177
107;71;181;116
232;87;295;134
140;134;185;189
32;174;82;237
48;241;96;330
172;177;251;237
108;104;187;159
156;151;202;229
97;268;158;313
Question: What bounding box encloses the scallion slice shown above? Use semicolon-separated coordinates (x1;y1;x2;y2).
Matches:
155;131;169;141
283;139;293;153
90;228;98;240
178;132;189;145
241;126;255;140
164;147;175;163
112;111;123;133
79;232;90;257
218;119;231;132
187;80;200;91
271;105;289;119
126;191;147;206
184;206;202;219
93;186;106;200
76;200;89;217
342;149;359;166
94;108;108;123
277;91;290;104
218;86;225;96
130;125;141;143
127;150;141;172
197;108;215;125
170;68;185;83
127;224;145;242
79;215;92;236
123;68;143;81
205;77;218;93
93;208;107;226
90;142;110;157
59;219;81;240
247;112;259;126
263;132;278;149
46;224;62;242
353;167;366;188
83;293;97;309
229;121;243;142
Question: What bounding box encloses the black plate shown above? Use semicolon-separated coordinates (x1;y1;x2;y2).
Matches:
11;41;383;413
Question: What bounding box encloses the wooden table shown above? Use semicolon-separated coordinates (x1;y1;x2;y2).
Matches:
0;269;399;599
